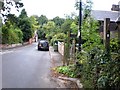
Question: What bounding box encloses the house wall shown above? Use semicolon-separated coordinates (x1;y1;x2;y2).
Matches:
99;22;118;39
118;24;120;40
111;31;118;38
118;24;120;29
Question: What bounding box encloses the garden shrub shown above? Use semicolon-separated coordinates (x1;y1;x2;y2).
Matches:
56;64;77;78
2;21;23;44
50;33;66;46
14;28;23;43
75;45;120;89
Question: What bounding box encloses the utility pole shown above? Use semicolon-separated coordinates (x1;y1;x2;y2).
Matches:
78;0;82;51
104;18;110;53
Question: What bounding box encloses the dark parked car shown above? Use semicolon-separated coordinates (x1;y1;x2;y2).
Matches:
38;40;49;51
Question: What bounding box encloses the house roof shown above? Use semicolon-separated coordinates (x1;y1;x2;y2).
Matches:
116;16;120;22
91;10;120;22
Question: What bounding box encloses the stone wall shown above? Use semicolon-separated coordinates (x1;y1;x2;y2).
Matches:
58;41;64;56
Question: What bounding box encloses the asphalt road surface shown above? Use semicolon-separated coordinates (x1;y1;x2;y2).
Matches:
2;43;59;88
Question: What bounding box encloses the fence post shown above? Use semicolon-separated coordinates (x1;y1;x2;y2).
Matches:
73;39;76;63
104;18;110;53
63;40;66;66
66;31;70;66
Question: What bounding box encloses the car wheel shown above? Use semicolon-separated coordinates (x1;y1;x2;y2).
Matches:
38;48;40;51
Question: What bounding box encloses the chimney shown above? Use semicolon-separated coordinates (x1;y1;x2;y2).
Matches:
111;4;120;11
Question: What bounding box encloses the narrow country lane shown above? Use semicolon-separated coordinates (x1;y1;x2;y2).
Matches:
2;43;59;88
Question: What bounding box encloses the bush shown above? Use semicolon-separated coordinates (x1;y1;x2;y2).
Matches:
53;33;66;39
14;28;23;43
75;46;120;89
46;33;53;43
56;65;77;78
110;38;119;52
37;29;46;39
2;22;23;44
9;28;19;44
50;33;66;46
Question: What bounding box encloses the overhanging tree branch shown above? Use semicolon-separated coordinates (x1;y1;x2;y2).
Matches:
0;0;23;22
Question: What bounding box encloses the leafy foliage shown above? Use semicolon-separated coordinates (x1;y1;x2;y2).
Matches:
37;29;46;40
14;28;23;43
82;17;102;51
6;14;19;26
2;21;23;44
74;0;120;89
52;16;65;26
38;15;48;25
19;9;27;18
53;33;66;40
56;65;77;78
29;16;40;37
1;0;24;22
50;33;66;46
0;27;2;44
110;38;119;52
61;19;72;34
1;8;37;44
18;18;33;42
18;9;34;42
55;0;120;89
42;21;55;34
70;21;78;34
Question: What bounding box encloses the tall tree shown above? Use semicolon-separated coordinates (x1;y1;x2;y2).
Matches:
42;21;55;34
18;18;32;42
29;15;40;36
18;9;33;42
19;9;27;18
7;14;19;26
32;15;39;21
61;19;72;34
52;16;65;27
70;21;78;34
1;0;23;12
38;15;48;25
